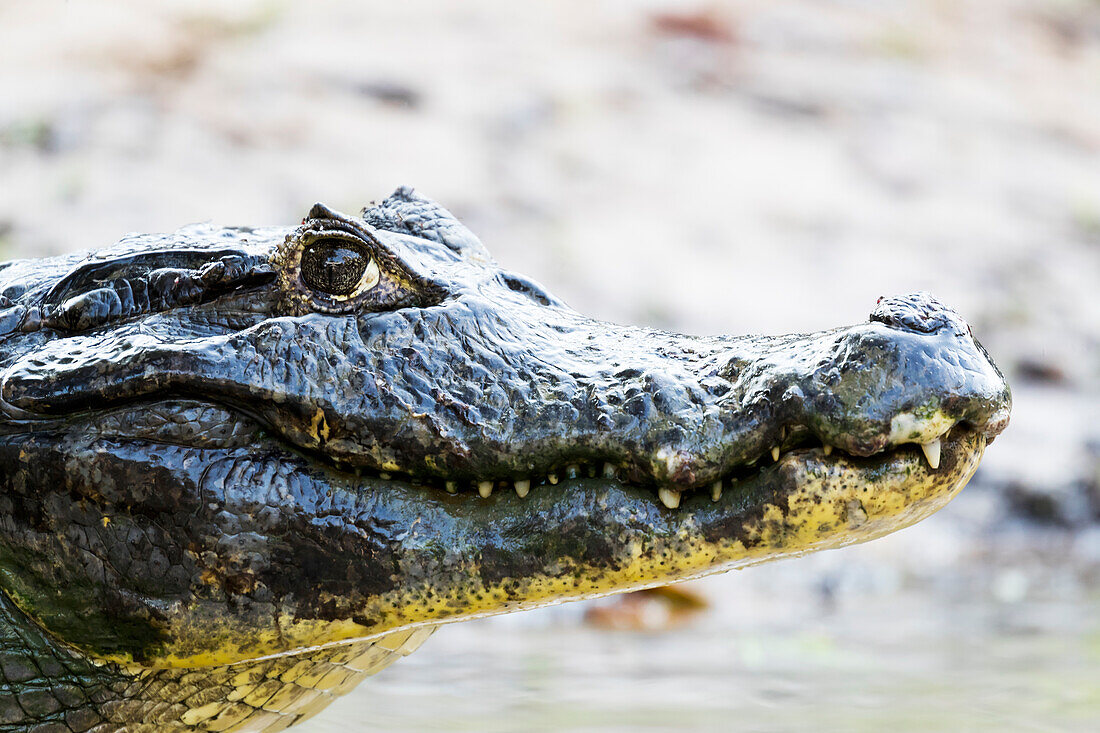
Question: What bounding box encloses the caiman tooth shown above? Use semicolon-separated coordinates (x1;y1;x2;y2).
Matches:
823;444;833;456
478;481;494;498
710;479;723;502
565;464;580;480
771;446;780;462
547;472;559;485
445;481;458;494
602;462;617;479
657;487;681;509
920;438;941;470
514;479;530;498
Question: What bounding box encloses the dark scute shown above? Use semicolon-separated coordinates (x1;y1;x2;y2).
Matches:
362;186;489;258
870;291;966;336
55;288;124;332
42;248;255;309
501;273;554;306
1;283;26;301
0;306;24;335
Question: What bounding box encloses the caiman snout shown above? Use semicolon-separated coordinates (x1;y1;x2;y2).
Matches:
714;290;1009;473
864;292;1011;440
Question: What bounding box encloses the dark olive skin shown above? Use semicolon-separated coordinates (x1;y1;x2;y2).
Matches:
0;188;1010;731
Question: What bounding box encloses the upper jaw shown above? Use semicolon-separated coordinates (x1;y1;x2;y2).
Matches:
747;319;1010;455
0;232;1009;496
0;296;1009;500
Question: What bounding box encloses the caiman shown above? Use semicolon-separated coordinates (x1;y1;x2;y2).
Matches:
0;188;1010;731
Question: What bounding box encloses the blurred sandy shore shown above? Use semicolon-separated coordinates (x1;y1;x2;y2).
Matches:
1;1;1099;730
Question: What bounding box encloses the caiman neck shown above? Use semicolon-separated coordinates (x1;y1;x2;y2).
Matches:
0;590;434;731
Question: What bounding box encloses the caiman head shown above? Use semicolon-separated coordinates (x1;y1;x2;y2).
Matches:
0;188;1009;672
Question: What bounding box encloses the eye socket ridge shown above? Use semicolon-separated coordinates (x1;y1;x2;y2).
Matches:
274;205;449;316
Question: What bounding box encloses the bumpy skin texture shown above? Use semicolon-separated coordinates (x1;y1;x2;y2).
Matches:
0;188;1011;730
0;589;433;732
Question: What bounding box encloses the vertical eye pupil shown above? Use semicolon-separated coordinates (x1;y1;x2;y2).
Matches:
301;239;370;295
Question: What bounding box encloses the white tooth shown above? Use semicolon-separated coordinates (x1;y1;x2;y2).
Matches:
658;487;681;509
710;480;723;502
514;479;530;498
602;462;617;479
478;481;494;498
779;426;786;440
379;472;392;480
920;438;941;469
823;444;833;456
548;473;559;485
771;446;780;462
566;464;580;479
445;481;458;494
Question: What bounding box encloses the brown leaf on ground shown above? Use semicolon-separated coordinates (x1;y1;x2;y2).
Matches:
650;9;737;45
584;585;710;632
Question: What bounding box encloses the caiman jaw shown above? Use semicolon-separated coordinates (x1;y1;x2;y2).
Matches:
277;414;978;512
0;411;990;669
0;192;1010;678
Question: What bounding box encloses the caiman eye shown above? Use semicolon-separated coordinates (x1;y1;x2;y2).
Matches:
300;239;379;296
275;202;446;315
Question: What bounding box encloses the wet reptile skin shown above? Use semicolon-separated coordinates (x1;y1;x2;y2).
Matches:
0;188;1010;730
0;590;433;731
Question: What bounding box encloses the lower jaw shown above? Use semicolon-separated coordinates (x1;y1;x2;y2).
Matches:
0;422;984;669
254;426;988;660
693;425;985;559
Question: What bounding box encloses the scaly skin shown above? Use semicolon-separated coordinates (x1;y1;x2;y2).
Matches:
0;188;1010;730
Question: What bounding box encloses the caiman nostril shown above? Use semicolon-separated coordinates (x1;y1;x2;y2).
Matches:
870;291;969;336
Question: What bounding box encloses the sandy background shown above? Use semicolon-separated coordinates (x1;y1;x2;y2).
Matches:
2;1;1099;730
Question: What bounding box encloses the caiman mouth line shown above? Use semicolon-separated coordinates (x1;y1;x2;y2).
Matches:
305;418;964;509
4;391;971;513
